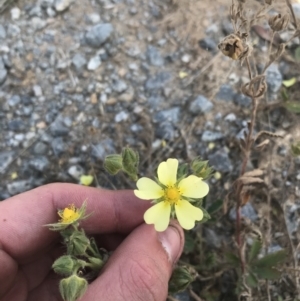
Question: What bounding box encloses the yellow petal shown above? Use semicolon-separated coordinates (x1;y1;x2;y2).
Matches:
175;200;203;230
80;175;94;186
144;202;171;232
157;158;178;186
134;177;164;200
178;175;209;198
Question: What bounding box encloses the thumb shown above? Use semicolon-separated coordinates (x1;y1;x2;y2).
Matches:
83;222;184;301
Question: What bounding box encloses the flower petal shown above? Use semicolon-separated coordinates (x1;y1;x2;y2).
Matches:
157;158;178;186
175;200;203;230
144;202;171;232
178;175;209;198
134;177;164;200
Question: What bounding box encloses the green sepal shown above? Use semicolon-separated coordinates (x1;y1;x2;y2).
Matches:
104;154;123;175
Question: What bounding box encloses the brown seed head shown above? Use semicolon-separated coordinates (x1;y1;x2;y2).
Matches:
268;13;290;32
242;75;267;99
218;34;247;60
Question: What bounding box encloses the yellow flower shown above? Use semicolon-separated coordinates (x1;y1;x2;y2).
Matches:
134;158;209;232
58;204;80;224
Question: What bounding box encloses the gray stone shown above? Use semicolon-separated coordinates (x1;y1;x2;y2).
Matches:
7;24;20;37
41;0;55;8
229;202;258;222
201;131;224;142
146;45;164;66
234;93;251;107
189;95;213;114
0;151;15;173
0;68;7;85
85;23;114;48
199;37;217;51
154;107;180;124
87;56;101;70
72;53;87;70
114;111;129;122
155;121;177;140
8;119;26;131
215;84;235;102
51;137;67;156
50;119;69;136
91;138;116;160
10;7;21;20
266;64;282;95
173;291;191;301
112;79;128;93
224;113;236;122
68;165;84;180
29;156;50;172
33;142;48;155
145;72;172;92
31;17;47;31
0;24;6;39
208;150;233;173
55;0;71;12
292;3;300;19
7;180;33;195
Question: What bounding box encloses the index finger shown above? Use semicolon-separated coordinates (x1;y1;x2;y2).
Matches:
0;183;148;260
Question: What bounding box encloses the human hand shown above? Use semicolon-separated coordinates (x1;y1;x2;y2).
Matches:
0;183;184;301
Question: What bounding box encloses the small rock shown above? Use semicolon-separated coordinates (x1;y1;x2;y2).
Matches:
201;131;224;142
33;142;48;155
87;56;101;70
91;139;116;160
112;79;127;93
173;291;191;301
215;84;235;102
224;113;236;122
31;17;47;31
55;0;71;12
146;45;164;66
8;119;26;131
68;165;84;180
145;72;172;92
8;95;21;106
33;85;43;97
229;202;258;222
51;137;67;156
85;23;114;48
87;13;101;24
72;53;87;70
0;68;7;85
11;7;21;20
29;156;50;172
234;93;251;107
199;37;217;51
209;150;233;173
7;180;33;195
114;111;129;122
50;119;69;136
154;107;180;124
155;121;177;140
0;151;15;174
266;64;282;95
181;53;191;63
189;95;213;114
0;25;6;39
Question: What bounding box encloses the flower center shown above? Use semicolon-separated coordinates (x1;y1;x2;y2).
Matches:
165;186;181;204
60;205;80;223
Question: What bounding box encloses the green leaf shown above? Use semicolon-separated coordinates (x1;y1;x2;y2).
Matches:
253;266;281;280
184;231;196;254
207;199;223;215
248;239;262;263
225;252;240;267
177;163;189;180
199;207;211;223
246;270;258;287
284;101;300;114
291;141;300;156
254;250;287;268
281;88;289;101
282;77;297;88
295;46;300;62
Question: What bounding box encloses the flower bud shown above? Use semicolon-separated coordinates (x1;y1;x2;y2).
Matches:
268;14;289;32
104;154;123;175
191;158;214;180
88;257;104;270
67;231;90;256
52;255;76;276
59;275;88;301
122;147;139;181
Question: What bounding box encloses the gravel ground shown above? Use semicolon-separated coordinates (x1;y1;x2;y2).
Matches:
1;0;300;299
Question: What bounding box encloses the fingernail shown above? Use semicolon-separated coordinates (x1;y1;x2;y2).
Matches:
157;224;183;264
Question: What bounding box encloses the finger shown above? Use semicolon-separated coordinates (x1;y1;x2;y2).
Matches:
83;222;184;301
0;183;149;260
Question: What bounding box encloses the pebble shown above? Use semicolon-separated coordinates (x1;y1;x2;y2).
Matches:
234;93;251;107
72;53;87;70
114;111;129;122
146;45;164;66
112;79;128;93
199;37;217;51
29;156;50;172
153;107;180;124
0;68;7;85
51;137;68;156
208;149;233;173
11;7;21;20
224;113;236;122
0;25;6;39
68;165;84;180
7;180;33;195
55;0;71;12
91;139;116;160
145;71;172;92
201;131;224;142
181;54;191;63
85;23;114;48
8;119;26;131
155;121;177;140
215;84;235;102
189;95;213;114
265;64;282;95
33;142;48;155
0;151;15;173
229;202;258;222
87;56;101;70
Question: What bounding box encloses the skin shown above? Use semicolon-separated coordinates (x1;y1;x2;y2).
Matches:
0;183;184;301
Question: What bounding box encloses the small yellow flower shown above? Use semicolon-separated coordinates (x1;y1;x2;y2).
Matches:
58;204;80;224
134;158;209;232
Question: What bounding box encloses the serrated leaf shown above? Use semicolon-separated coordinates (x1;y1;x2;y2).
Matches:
282;77;297;88
184;231;196;254
207;199;223;215
248;239;262;263
246;270;259;287
284;102;300;114
253;266;281;280
295;46;300;62
225;252;240;267
254;250;287;268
